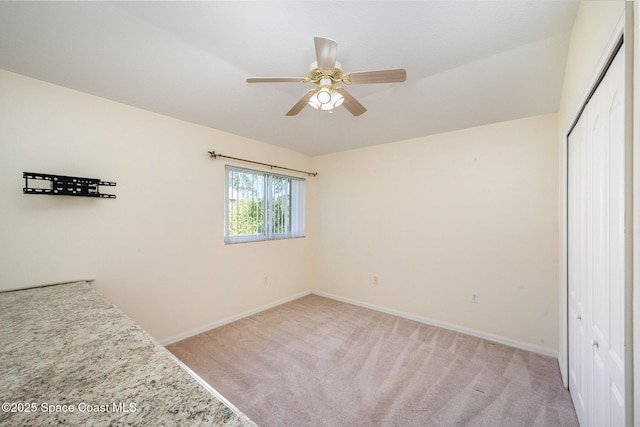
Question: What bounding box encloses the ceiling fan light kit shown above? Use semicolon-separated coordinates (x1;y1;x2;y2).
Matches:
247;37;406;116
308;77;344;111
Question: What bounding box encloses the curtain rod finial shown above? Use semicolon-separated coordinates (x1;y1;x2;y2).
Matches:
208;151;218;159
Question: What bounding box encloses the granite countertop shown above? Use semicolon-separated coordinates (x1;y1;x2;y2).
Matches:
0;281;257;426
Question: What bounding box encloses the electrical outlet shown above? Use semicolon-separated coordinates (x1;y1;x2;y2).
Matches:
263;275;268;285
470;292;479;304
372;276;379;286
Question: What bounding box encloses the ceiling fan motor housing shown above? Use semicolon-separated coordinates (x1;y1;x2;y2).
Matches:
308;61;344;83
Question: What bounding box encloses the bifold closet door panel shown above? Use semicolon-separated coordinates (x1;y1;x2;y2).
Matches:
567;111;589;427
587;45;625;427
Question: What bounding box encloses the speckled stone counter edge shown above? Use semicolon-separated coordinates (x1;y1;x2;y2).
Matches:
0;281;257;427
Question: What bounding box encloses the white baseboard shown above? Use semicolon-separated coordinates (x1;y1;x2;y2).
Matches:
160;290;311;346
311;290;558;358
161;288;558;359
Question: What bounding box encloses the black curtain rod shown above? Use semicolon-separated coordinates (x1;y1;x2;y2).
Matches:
208;151;318;177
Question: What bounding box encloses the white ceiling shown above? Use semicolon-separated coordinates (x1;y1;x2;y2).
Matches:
0;1;579;156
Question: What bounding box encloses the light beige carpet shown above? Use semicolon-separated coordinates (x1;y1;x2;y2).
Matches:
167;295;578;427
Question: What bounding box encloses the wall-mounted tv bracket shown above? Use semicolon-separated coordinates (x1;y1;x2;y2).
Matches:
23;172;116;198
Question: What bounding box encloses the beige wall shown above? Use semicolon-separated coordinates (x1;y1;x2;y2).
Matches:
556;0;625;384
311;113;560;354
0;69;313;342
1;65;563;356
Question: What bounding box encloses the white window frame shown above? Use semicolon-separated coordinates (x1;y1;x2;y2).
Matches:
225;166;305;244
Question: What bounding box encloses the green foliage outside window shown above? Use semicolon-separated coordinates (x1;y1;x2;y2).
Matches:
229;199;265;236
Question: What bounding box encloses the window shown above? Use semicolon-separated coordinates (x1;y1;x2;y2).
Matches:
225;166;305;243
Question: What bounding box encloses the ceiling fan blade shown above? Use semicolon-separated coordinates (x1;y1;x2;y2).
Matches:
314;36;337;71
335;88;366;116
286;91;315;116
345;69;407;84
247;77;307;83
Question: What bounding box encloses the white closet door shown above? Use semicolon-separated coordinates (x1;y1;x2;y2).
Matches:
588;45;626;427
568;45;626;427
568;110;590;427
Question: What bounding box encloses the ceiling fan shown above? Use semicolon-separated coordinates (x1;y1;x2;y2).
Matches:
246;37;407;117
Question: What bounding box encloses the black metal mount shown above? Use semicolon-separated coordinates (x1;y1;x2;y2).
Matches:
23;172;116;199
